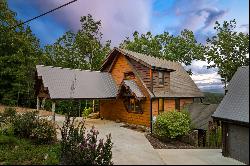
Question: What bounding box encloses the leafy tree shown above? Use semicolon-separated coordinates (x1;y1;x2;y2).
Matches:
44;31;88;69
206;19;249;85
45;14;111;70
120;30;205;66
0;0;43;107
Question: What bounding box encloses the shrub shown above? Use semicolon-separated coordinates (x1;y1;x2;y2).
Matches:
0;107;16;123
1;107;16;118
206;122;222;148
60;115;113;165
11;111;57;144
30;119;57;144
82;107;93;118
12;111;37;138
0;134;18;145
153;110;191;139
0;122;14;136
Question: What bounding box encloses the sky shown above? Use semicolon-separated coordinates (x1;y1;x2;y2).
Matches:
7;0;249;93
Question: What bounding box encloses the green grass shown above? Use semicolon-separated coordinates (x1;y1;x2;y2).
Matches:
0;135;60;165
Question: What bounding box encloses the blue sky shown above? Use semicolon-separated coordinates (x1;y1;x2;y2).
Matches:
7;0;249;92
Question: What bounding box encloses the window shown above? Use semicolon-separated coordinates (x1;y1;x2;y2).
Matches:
158;98;164;113
175;98;180;110
124;71;135;80
123;97;143;114
159;71;164;85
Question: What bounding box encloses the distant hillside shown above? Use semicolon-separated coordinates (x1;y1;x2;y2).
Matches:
201;88;225;94
202;92;224;104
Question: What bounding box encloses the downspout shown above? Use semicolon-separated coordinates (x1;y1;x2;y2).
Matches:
150;97;153;133
150;67;154;133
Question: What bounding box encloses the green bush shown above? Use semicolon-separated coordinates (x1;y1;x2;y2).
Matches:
0;107;16;123
82;107;93;118
1;107;16;118
12;111;37;138
153;110;191;139
206;123;222;148
0;134;18;145
11;111;57;144
60;115;113;165
0;122;14;136
30;119;57;144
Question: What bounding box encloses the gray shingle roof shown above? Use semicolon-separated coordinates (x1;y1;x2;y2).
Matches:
118;48;175;70
122;80;145;98
36;65;118;99
212;66;249;124
186;103;218;130
116;48;204;98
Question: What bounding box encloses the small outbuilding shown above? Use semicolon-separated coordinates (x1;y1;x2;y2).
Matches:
212;66;249;164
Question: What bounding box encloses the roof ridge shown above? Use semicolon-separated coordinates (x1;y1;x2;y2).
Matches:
116;47;179;65
37;65;103;73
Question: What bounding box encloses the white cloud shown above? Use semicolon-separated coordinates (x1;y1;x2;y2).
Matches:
185;60;224;91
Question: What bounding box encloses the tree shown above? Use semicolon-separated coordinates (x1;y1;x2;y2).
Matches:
0;0;43;107
120;30;205;67
44;31;88;69
76;14;111;70
206;19;249;85
45;14;111;71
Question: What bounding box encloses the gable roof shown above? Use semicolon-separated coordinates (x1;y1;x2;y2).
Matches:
101;47;175;71
212;66;249;124
36;65;117;99
101;48;204;98
118;80;145;100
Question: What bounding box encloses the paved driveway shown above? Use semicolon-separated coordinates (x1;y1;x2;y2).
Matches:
55;117;244;165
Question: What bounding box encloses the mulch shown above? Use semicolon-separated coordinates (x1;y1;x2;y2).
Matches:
145;134;196;149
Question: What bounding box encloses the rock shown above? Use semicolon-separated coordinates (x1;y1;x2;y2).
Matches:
88;112;100;119
115;119;121;123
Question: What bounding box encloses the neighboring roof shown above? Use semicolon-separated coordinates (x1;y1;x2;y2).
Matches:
212;66;249;124
36;65;118;99
119;80;145;99
186;103;218;130
101;48;204;98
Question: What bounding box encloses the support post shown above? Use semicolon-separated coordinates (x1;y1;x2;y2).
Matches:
41;98;46;109
37;97;40;111
52;101;55;122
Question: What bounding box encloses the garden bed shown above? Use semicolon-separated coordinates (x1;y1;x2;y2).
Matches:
145;134;196;149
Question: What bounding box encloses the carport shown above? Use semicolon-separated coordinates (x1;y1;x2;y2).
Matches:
35;65;118;121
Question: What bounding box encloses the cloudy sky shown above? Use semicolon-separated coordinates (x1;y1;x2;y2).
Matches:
8;0;249;93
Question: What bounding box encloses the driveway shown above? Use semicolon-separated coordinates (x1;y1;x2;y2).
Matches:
54;117;244;165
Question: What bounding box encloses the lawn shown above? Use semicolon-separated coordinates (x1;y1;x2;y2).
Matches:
0;135;60;165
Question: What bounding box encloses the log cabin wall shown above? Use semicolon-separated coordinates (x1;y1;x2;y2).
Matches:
100;53;151;126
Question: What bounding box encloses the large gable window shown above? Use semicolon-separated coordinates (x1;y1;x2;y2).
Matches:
159;71;164;85
120;86;143;114
124;97;143;114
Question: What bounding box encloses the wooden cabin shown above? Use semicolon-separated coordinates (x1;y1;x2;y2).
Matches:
35;48;204;130
99;48;204;128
